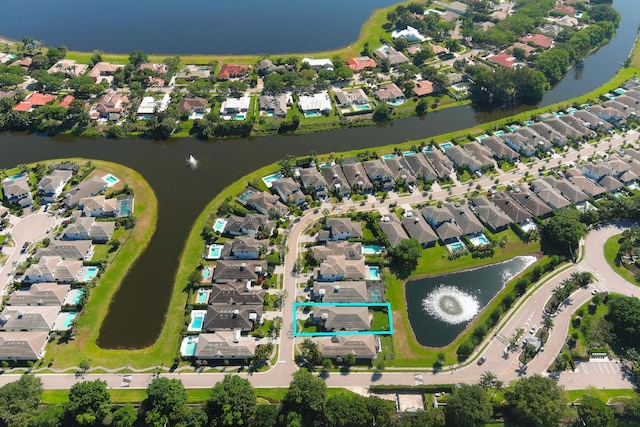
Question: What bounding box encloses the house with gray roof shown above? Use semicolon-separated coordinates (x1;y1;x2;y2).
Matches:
2;175;33;207
573;109;612;130
625;149;640;162
373;45;409;66
318;218;363;242
401;215;438;247
463;141;494;167
221;236;261;260
581;162;615;181
194;332;258;360
62;177;107;207
379;217;410;248
362;160;395;190
61;217;115;243
566;169;607;199
208;281;264;306
212;260;267;284
0;331;49;360
615;94;640;110
509;187;553;218
446;203;484;236
588;105;626;126
500;133;536;157
541;118;584;141
203;305;262;332
271;177;306;206
298;167;328;199
7;283;70;306
313;281;369;303
23;256;82;284
382;157;417;186
481;136;520;162
598;175;624;192
224;214;273;237
246;191;289;218
333;88;369;108
176;64;211;80
471;197;512;232
37;240;92;260
258;94;288;118
513;126;552;150
312;241;363;262
0;306;59;331
543;176;588;204
558;115;596;139
404;153;438;182
314;335;377;359
489;192;532;224
257;58;285;76
316;255;366;282
341;160;374;193
424;150;454;179
530;179;571;210
313;306;370;331
79;195;118;217
445;145;483;172
37;169;72;203
528;122;568;147
603;99;635;117
421;206;462;242
321;164;350;198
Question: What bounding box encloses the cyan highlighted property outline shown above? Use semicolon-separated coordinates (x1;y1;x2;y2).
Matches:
293;302;393;337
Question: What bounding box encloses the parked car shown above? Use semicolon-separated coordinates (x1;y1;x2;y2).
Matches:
529;325;538;335
20;242;30;254
477;355;486;365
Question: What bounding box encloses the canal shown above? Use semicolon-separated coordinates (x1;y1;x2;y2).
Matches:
0;0;637;348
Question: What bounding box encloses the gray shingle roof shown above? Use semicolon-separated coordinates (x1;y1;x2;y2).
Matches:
203;305;262;331
401;215;438;246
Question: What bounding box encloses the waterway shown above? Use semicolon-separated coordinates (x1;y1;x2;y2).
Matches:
405;256;536;348
0;0;398;55
0;0;637;348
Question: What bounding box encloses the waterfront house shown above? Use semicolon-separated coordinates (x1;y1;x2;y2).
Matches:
379;217;410;248
194;332;258;360
221;236;261;260
176;65;211;81
177;97;208;119
573;109;612;130
90;91;129;121
208;281;264;306
138;63;169;74
78;195;118;217
137;93;171;118
89;62;123;84
404;153;438;182
0;306;59;332
22;256;82;284
212;260;267;284
374;83;405;104
298;92;332;116
220;96;251;120
312;281;369;303
471;197;512;232
301;58;333;71
446;203;485;236
333;88;369;108
557;115;597;139
362;159;395;191
528;122;568;147
37;240;92;261
508;187;553;218
38;169;72;203
12;92;56;112
298;167;329;199
424;150;454;179
61;217;115;242
421;206;463;243
7;283;70;306
519;34;554;49
500;133;536;157
313;335;377;360
245;191;289;218
598;175;624;192
464;141;495;167
489;192;532;224
316;254;367;282
346;56;377;72
373;45;409;66
318;218;362;242
341;160;374;193
0;332;48;361
487;52;517;68
224;214;273;237
383;157;417;187
401;215;438;247
442;1;468;15
218;63;251;80
321;164;350;198
271;177;306;206
312;241;363;262
588;105;626;127
203;305;262;332
2;175;33;207
412;80;436;97
312;306;370;331
63;177;107;207
257;58;285;76
258;94;288;118
542;176;588;204
47;59;88;78
445;145;483;173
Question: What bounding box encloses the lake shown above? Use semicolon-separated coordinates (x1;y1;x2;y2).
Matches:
0;0;398;54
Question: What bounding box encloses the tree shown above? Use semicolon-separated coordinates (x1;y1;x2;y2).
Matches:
540;209;586;257
206;375;257;427
298;337;323;367
90;50;103;66
577;395;614;427
112;404;137;427
27;405;64;427
252;342;274;366
543;316;554;331
324;393;370;427
31;70;65;92
280;369;326;425
388;238;422;278
144;377;187;427
445;38;462;52
506;374;570;427
278;154;297;178
372;103;392;123
0;374;43;427
64;379;111;426
415;98;429;116
445;384;493;427
606;294;640;350
478;371;497;390
253;404;278;427
128;50;149;66
343;352;356;367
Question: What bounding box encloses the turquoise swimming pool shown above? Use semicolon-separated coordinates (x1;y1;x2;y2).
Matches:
84;266;98;281
469;233;490;247
261;173;282;188
213;218;227;233
354;104;371;111
304;111;322;118
475;134;488;142
72;290;84;305
180;335;198;356
367;266;381;280
387;99;404;106
403;150;416;156
506;125;519;132
206;244;223;260
524;120;534;126
381;154;396;159
422;146;435;152
196;288;209;304
188;310;207;331
614;88;626;95
363;245;384;255
439;142;453;150
202;267;212;280
62;312;77;329
3;172;26;182
446;241;465;253
118;198;132;216
102;174;120;187
494;130;506;136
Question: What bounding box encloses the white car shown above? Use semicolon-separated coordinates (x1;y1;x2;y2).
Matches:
529;325;538;334
591;289;599;295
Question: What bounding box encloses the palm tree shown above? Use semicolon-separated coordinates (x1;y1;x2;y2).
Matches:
491;380;504;402
479;371;497;390
543;316;554;331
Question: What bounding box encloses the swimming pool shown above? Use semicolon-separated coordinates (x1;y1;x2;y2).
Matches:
439;142;453;151
261;173;282;188
506;125;519;132
381;154;396;159
475;134;488;142
102;174;120;187
84;266;98;281
234;114;246;120
387;99;404;106
206;244;223;260
524;120;534;126
566;107;577;114
196;288;210;304
613;192;625;200
3;172;26;182
188;310;207;331
614;88;626;96
238;189;255;201
446;241;465;253
367;266;381;280
202;267;212;280
494;130;506;136
61;312;77;329
304;111;322;118
118;198;132;216
554;112;565;118
469;233;490;247
72;289;84;305
363;245;384;255
180;335;198;356
354;104;371;111
213;218;228;233
403;150;416;156
422;146;435;152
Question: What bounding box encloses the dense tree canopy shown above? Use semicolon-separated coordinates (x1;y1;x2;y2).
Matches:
506;374;570;427
540;209;586;256
143;377;187;427
388;238;423;278
606;294;640;350
64;379;111;426
280;369;327;425
577;395;614;427
0;374;43;427
206;374;257;427
445;384;493;427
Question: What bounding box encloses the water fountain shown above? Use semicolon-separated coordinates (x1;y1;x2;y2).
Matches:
186;154;198;169
422;285;480;325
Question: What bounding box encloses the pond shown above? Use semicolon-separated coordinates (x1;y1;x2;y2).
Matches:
405;256;536;348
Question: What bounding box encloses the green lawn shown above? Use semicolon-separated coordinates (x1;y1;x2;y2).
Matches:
604;234;639;285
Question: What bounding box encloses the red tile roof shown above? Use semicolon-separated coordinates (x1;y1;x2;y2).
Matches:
412;80;435;97
347;57;377;71
218;63;250;80
553;4;575;15
57;95;75;109
519;33;554;49
487;52;517;68
12;102;32;112
12;92;56;111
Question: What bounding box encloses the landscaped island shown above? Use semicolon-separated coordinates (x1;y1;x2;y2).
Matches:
0;0;622;140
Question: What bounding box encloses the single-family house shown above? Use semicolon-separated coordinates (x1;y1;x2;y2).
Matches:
203;305;262;332
374;83;405;104
333;88;369;108
22;256;82;284
298;92;332;116
404;153;438;182
0;306;59;332
519;34;554;49
258;94;288;118
220;96;251;120
557;115;597;139
298;167;329;199
588;105;626;127
446;203;485;236
313;335;377;359
421;206;462;243
138;63;169;74
36;240;92;261
47;59;88;78
581;162;615;181
487;52;517;68
379;217;410;248
12;92;56;112
218;63;251;80
177;97;208;119
79;195;118;217
573;109;612;130
321;164;350;197
373;45;409;66
316;254;366;282
412;80;436;97
424;150;454;179
543;176;588;204
90;91;129;121
194;332;258;360
2;175;33;207
208;281;265;305
271;177;306;206
7;283;70;306
471;197;512;232
445;145;483;172
383;157;417;186
245;191;288;218
301;58;333;71
89;62;123;84
318;218;363;242
312;241;362;263
212;260;267;284
61;217;115;242
553;3;575;16
499;133;536;157
566;169;607;199
464;141;495;166
137;93;170;117
341;160;374;193
530;179;571;210
313;306;370;331
443;1;468;15
256;59;285;76
176;65;211;81
489;192;532;224
362;159;395;190
346;57;377;72
224;214;273;237
598;175;624;192
401;215;438;247
221;236;261;260
0;332;49;360
508;187;553;218
313;281;369;303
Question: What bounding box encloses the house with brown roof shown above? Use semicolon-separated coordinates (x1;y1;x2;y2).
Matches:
316;254;366;282
298;167;329;199
218;63;250;80
508;187;553;218
89;62;123;84
177;64;211;81
446;203;485;236
424;150;454;179
177;97;208;119
0;331;49;360
379;217;410;248
383;157;417;186
271;177;306;206
374;45;409;66
598;175;624;192
362;159;395;190
318;217;363;242
224;213;273;237
401;215;438;247
553;3;575;16
530;179;571;210
346;56;377;71
313;306;370;331
412;80;436;97
543;176;588;204
7;283;70;306
404;153;438;182
79;195;118;217
47;59;88;78
519;34;554;49
421;206;463;243
259;94;288;118
566;169;607;199
90;91;129;121
333;88;369;108
313;335;377;359
374;83;405;103
490;192;532;224
245;191;289;218
194;332;258;360
212;260;267;284
312;241;363;262
313;281;369;303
